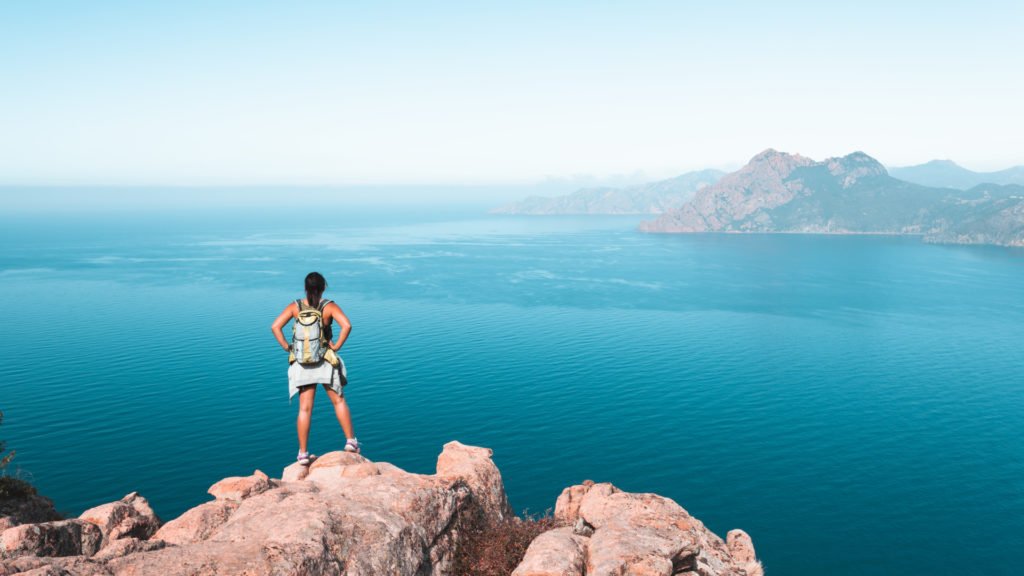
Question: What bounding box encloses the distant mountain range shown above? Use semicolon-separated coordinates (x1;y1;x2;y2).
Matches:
889;160;1024;189
639;150;1024;247
491;169;725;215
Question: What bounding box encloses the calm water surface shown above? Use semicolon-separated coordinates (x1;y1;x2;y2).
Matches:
1;206;1022;575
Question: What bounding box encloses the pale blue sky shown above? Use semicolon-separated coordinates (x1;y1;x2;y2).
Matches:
1;0;1022;186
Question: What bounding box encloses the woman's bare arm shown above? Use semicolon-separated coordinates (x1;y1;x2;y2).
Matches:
271;303;298;351
325;302;352;351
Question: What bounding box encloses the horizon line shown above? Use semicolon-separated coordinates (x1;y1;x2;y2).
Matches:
2;153;1023;190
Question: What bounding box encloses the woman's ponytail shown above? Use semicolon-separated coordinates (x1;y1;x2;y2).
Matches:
304;272;327;308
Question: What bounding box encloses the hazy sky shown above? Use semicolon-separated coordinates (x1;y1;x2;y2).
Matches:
2;0;1022;186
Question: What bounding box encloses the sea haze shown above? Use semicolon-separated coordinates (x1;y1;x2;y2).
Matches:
1;205;1022;575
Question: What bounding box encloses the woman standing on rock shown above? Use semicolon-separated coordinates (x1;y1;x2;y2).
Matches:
270;272;360;464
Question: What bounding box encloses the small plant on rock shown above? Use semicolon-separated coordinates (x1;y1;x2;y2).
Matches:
0;410;13;470
0;409;37;500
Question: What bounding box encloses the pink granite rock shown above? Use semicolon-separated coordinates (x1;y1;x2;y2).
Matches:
727;529;763;576
374;461;409;477
303;451;375;488
308;451;367;471
436;440;512;521
523;482;762;576
90;537;165;562
584;523;697;576
0;555;113;576
554;480;601;525
339;462;381;478
207;470;271;502
578;488;691;531
106;472;470;576
78;492;161;545
281;460;309;482
9;565;64;576
0;520;102;558
150;499;239;545
511;526;587;576
6;445;760;576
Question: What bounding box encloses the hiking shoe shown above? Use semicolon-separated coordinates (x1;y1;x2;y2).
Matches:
344;438;361;454
297;451;312;466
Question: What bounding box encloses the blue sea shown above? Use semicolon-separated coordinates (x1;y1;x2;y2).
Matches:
1;204;1022;575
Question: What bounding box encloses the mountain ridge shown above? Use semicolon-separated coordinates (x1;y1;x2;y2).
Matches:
640;150;1024;247
889;159;1024;189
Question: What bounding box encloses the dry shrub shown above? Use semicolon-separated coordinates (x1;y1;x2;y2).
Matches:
0;475;37;500
454;508;559;576
0;408;34;499
1;409;44;503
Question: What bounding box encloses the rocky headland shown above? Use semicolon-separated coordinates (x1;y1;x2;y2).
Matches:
493;170;725;215
0;442;762;576
639;149;1024;247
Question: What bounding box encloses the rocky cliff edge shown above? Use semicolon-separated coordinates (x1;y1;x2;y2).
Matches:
1;442;761;576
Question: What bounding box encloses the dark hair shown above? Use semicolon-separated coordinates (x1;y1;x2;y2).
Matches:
304;272;327;308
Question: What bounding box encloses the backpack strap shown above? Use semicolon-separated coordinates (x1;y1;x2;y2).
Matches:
318;299;333;344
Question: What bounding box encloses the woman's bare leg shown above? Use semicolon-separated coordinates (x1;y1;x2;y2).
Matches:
297;385;317;453
323;384;355;440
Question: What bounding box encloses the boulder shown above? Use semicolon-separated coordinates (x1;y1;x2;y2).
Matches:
275;452;370;484
584;522;697;576
522;482;763;576
309;451;367;471
727;529;763;576
150;500;239;546
553;480;595;525
207;470;272;502
78;492;161;545
102;449;483;575
303;451;375;488
107;474;470;576
436;441;512;521
0;520;102;558
511;526;587;576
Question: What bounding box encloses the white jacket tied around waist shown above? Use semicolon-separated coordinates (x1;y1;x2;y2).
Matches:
288;357;347;400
